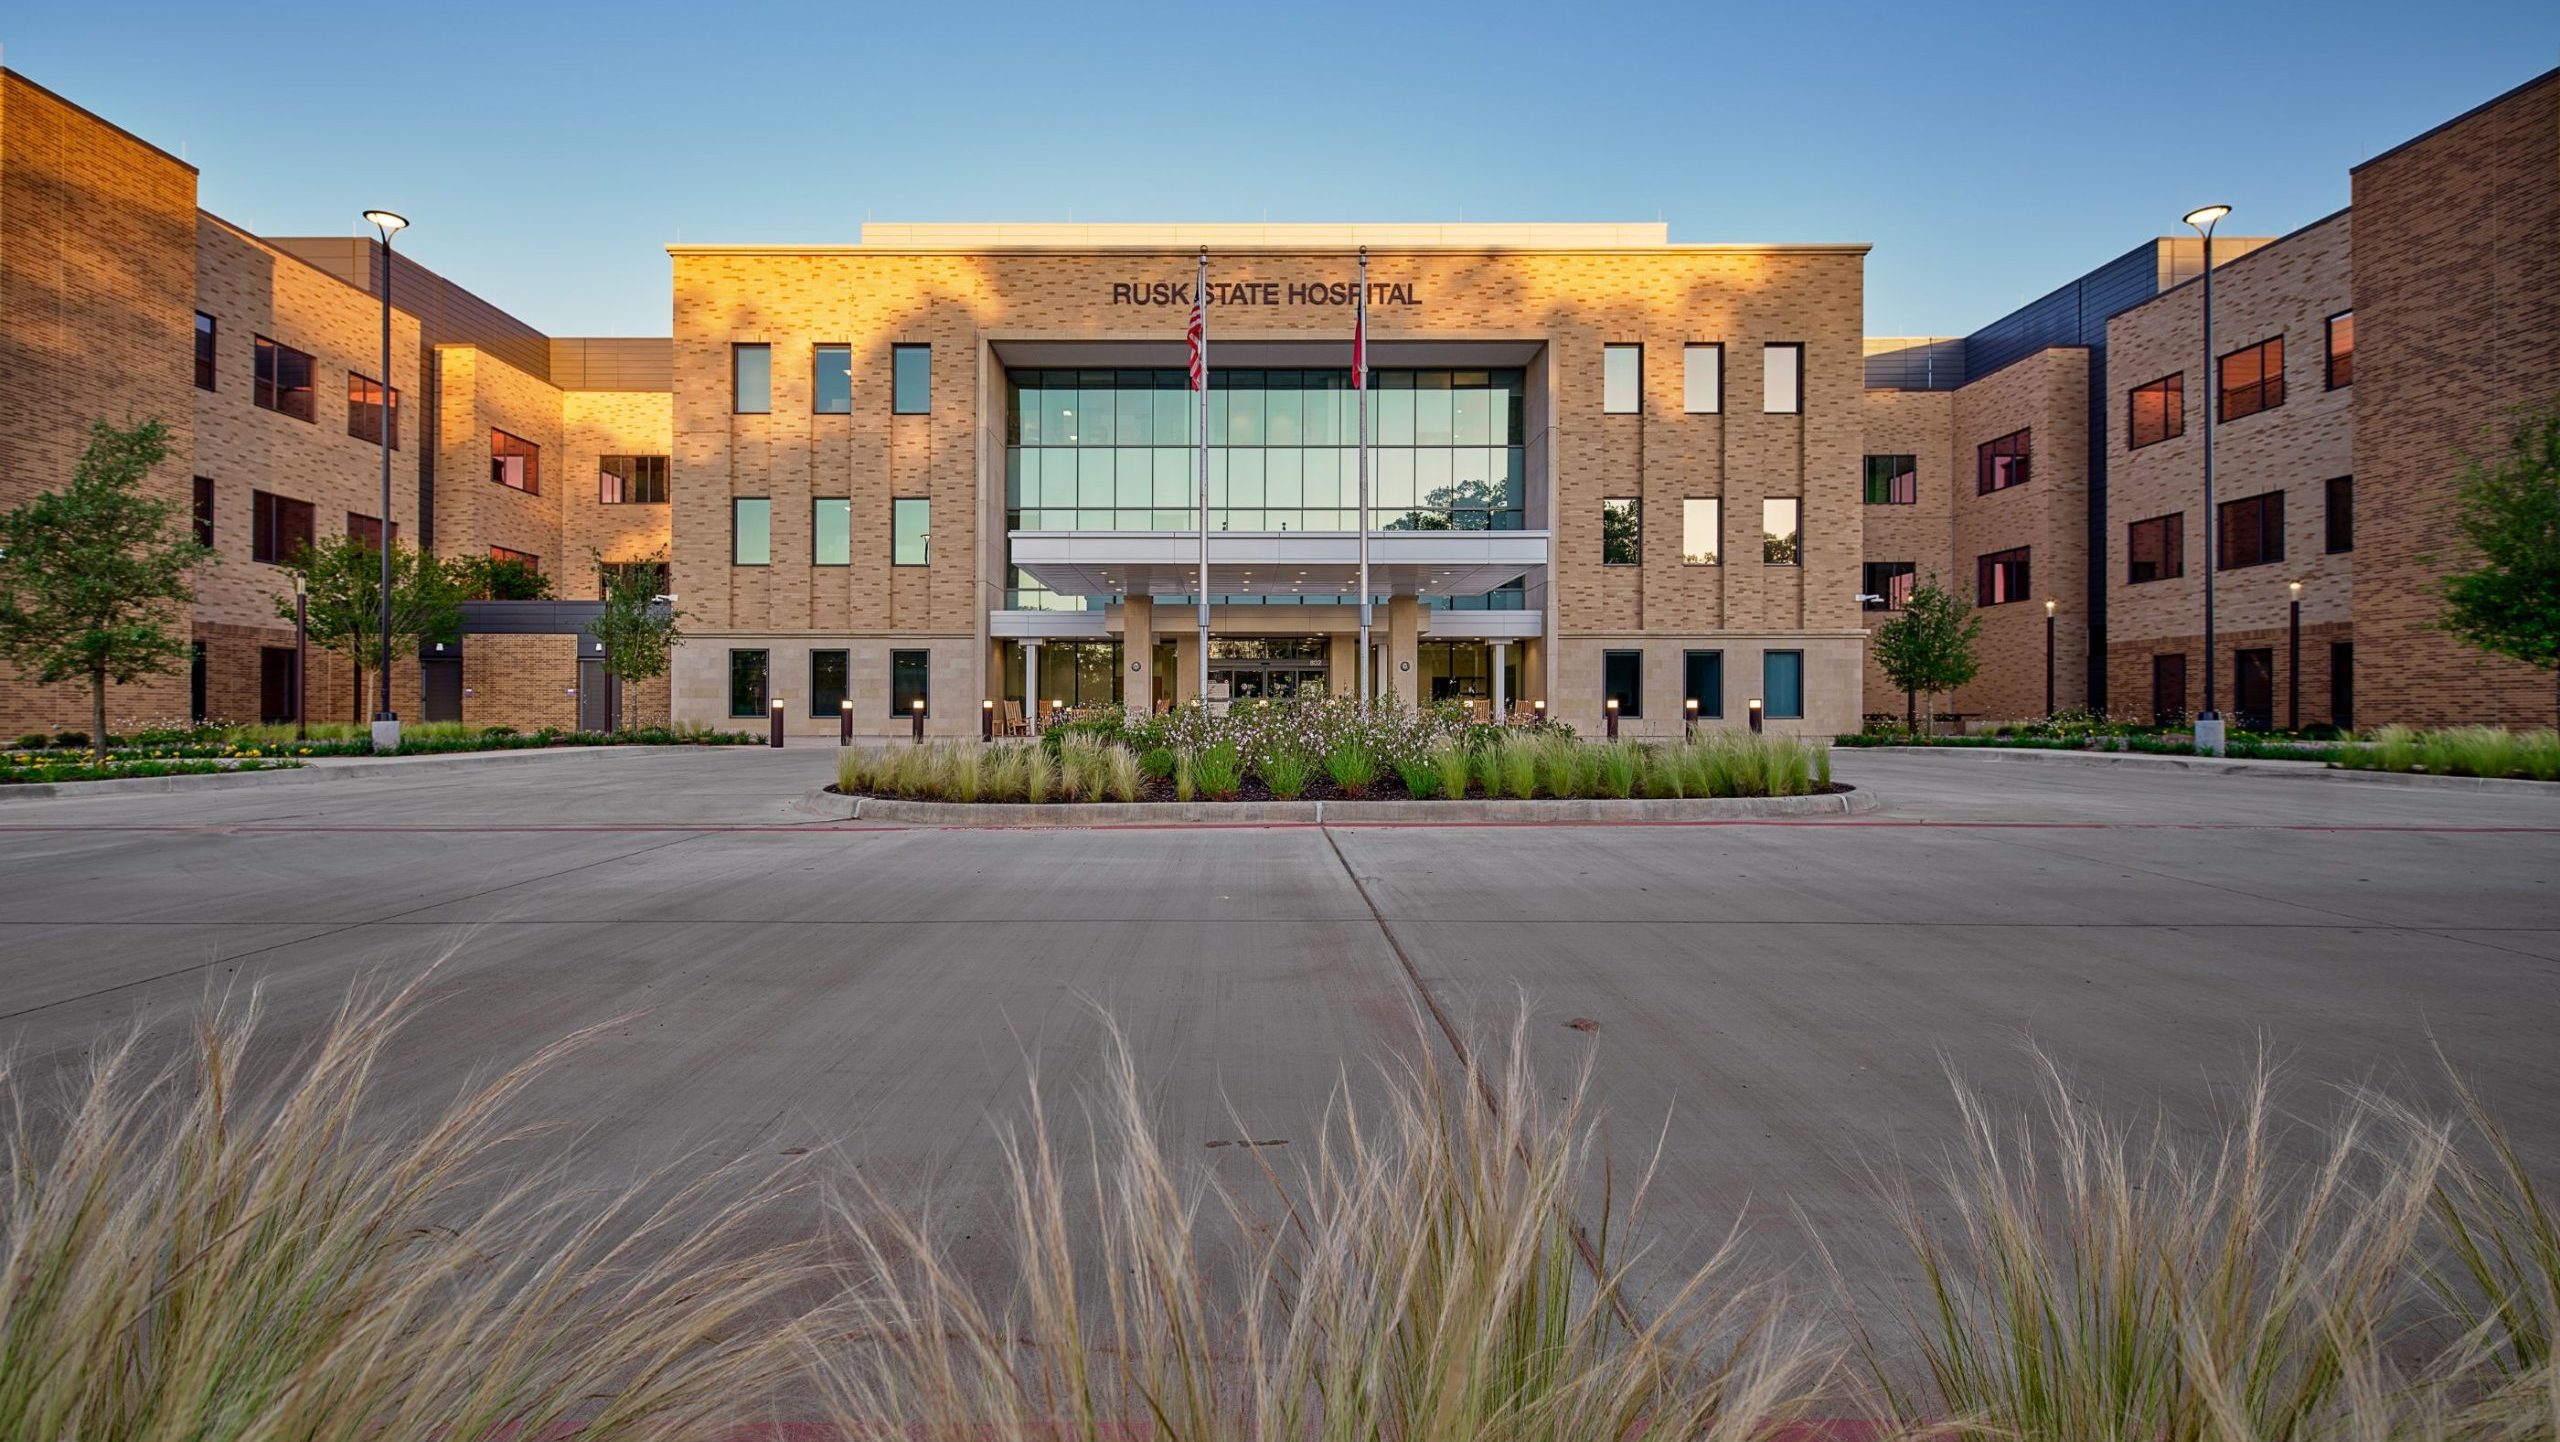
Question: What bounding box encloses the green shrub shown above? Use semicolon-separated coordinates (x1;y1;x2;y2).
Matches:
14;733;50;749
1324;739;1377;798
1261;749;1312;800
1174;749;1196;802
1497;736;1538;800
1140;746;1177;781
51;730;88;749
1191;743;1241;801
1023;746;1054;804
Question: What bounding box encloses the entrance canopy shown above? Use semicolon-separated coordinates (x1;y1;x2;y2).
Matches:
1005;528;1549;601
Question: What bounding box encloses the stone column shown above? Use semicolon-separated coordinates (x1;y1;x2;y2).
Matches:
1385;595;1422;703
1122;597;1155;722
1173;632;1200;706
1327;630;1358;698
1022;640;1042;733
1491;641;1509;722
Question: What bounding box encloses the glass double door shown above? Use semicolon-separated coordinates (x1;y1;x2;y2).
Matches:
1207;636;1329;701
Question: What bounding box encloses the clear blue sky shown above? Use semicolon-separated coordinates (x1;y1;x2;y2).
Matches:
8;2;2554;338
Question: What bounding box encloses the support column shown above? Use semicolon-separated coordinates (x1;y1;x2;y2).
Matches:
1385;595;1422;703
1327;630;1358;698
1022;640;1042;733
1172;632;1201;705
1123;597;1155;722
1491;641;1509;722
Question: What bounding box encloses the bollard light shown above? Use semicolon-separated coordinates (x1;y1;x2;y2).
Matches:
1747;697;1764;735
982;697;995;742
1604;695;1619;739
769;698;785;748
1532;699;1546;724
840;698;852;747
911;696;926;745
1684;696;1699;738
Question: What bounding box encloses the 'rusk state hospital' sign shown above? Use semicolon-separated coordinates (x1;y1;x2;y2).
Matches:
1109;280;1418;308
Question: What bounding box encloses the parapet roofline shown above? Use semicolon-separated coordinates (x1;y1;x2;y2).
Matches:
670;221;1868;256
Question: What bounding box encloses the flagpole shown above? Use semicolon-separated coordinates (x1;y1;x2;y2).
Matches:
1194;248;1211;709
1355;247;1371;707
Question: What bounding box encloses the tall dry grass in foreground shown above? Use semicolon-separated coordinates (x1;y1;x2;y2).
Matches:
813;1015;1835;1442
0;978;819;1442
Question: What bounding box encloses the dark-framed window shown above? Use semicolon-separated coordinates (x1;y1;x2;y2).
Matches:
892;344;931;414
1863;454;1916;505
491;429;540;493
2152;653;2187;726
1682;342;1722;413
487;545;539;574
2218;336;2285;421
2325;312;2354;390
601;559;670;595
728;649;770;717
891;649;930;717
2326;476;2353;553
2128;513;2184;583
347;372;399;449
194;312;216;391
1601;497;1640;565
892;497;929;566
814;343;853;414
1975;546;2031;605
347;512;399;549
1762;342;1803;414
1602;649;1643;718
1762;650;1804;718
2218;490;2285;570
1977;428;2031;493
598;454;668;504
813;498;851;565
1683;650;1724;717
733;343;771;414
1762;497;1799;565
1862;560;1915;610
249;490;314;565
2129;373;2183;450
733;497;772;565
810;649;849;717
253;336;315;422
1602;344;1642;414
193;477;214;548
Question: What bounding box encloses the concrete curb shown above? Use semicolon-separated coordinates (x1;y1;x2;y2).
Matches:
0;743;675;802
809;786;1877;826
1853;745;2560;795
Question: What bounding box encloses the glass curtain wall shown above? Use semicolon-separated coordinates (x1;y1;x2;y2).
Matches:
1006;367;1527;610
1002;640;1124;710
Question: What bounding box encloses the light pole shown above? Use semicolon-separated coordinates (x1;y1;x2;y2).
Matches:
2184;203;2230;755
2044;598;2058;717
363;209;407;752
2288;578;2303;731
293;570;308;743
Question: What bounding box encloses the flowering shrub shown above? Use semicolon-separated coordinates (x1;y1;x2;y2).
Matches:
1133;696;1472;774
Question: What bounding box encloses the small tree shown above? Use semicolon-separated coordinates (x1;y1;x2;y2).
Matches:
1870;573;1981;735
589;549;683;729
0;418;211;760
2440;398;2560;725
280;537;463;726
454;553;555;601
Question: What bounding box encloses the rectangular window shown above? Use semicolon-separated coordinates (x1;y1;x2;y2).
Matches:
892;497;930;566
2127;513;2184;583
347;373;400;449
1601;497;1641;565
1602;649;1643;718
2325;312;2353;390
728;649;770;717
813;498;851;565
1762;650;1804;719
810;649;849;717
2152;653;2188;726
598;454;669;504
252;336;315;421
732;497;772;565
193;477;214;548
347;512;399;549
1762;497;1799;565
490;429;540;493
2218;490;2285;570
733;343;771;414
1977;428;2031;493
1683;650;1724;717
487;545;539;574
2218;336;2286;421
2129;373;2184;449
1602;344;1642;414
1762;343;1803;414
1976;546;2031;605
892;344;931;414
891;649;930;717
1861;560;1916;610
2326;475;2353;553
1681;497;1720;565
1863;454;1917;505
813;344;852;413
249;490;314;565
1682;342;1722;413
194;312;216;391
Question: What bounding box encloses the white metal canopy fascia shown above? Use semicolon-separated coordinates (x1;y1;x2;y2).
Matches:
1005;528;1549;601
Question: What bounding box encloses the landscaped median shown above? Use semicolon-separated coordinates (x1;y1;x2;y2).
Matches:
2;719;765;786
825;697;1862;822
1843;717;2560;783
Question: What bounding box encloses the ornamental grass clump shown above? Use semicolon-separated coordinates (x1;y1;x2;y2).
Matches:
1324;738;1378;798
0;977;818;1442
1260;748;1312;800
1594;741;1640;799
1497;734;1539;800
1435;741;1472;799
1191;742;1242;801
1102;744;1141;802
1393;754;1442;798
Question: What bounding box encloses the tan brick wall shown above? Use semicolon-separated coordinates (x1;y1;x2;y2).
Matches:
462;634;579;732
1857;388;1957;716
668;243;1869;735
435;345;568;579
2105;211;2353;725
2353;72;2560;728
1948;347;2091;721
2107;620;2354;730
559;390;674;597
0;71;200;734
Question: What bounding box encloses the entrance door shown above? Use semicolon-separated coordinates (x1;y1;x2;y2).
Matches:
2329;642;2353;730
2233;648;2274;731
259;646;299;724
2151;653;2187;726
422;657;463;722
577;659;611;731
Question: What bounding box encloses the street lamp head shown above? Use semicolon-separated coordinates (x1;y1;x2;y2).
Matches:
363;210;409;239
2045;599;2057;616
2182;204;2231;234
293;571;307;597
2289;579;2304;599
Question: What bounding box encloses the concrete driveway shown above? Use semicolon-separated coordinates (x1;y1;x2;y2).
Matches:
1;744;2554;1314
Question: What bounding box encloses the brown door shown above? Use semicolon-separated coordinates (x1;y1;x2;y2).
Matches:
421;658;463;722
259;647;299;724
2151;653;2186;726
577;659;611;732
2234;648;2275;731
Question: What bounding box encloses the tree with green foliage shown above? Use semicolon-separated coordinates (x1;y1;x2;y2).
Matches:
454;552;555;601
1870;573;1982;735
589;549;684;728
278;536;464;725
0;418;212;760
2440;398;2560;725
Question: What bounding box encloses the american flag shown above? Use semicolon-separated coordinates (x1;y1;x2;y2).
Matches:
1186;289;1206;391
